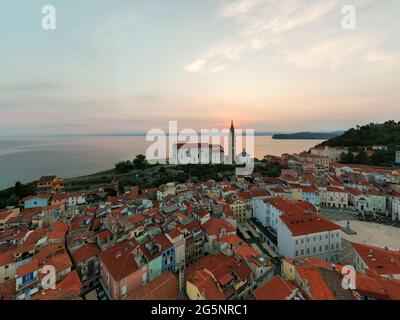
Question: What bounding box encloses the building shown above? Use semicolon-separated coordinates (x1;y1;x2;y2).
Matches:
282;258;355;300
311;146;347;162
393;198;400;221
253;275;303;300
228;197;249;223
37;176;65;193
20;195;51;209
172;143;224;165
277;209;342;263
176;220;205;266
15;260;40;300
185;254;252;300
0;208;20;231
126;271;183;300
366;190;387;215
99;240;143;300
202;218;236;253
396;151;400;164
0;252;16;284
299;186;320;206
166;229;185;272
67;193;86;207
297;153;330;169
351;242;400;279
323;187;348;208
71;243;100;293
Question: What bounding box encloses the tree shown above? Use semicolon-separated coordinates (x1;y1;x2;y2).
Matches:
133;154;148;169
339;151;354;164
355;150;369;164
6;193;19;207
115;161;133;173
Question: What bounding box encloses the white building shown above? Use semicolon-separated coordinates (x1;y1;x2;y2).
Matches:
310;146;347;162
253;197;317;233
277;213;342;263
396;151;400;164
392;198;400;221
323;187;348;208
166;229;186;271
67;193;86;207
171;143;224;165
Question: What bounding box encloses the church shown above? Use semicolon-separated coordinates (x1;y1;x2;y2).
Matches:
171;121;237;165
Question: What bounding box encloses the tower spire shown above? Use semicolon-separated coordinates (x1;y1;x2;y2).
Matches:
229;120;235;164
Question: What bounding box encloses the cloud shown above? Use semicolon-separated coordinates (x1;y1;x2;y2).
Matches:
185;59;226;74
185;0;337;73
219;0;260;18
185;59;207;72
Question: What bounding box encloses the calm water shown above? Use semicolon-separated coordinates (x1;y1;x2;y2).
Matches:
0;136;323;190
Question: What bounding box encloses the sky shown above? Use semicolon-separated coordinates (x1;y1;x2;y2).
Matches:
0;0;399;135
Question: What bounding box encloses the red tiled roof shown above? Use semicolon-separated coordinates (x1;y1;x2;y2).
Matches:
72;243;100;264
167;229;181;240
346;187;363;196
250;189;270;198
16;260;39;277
33;270;82;300
0;252;13;267
202;218;235;236
254;275;296;300
21;194;51;202
99;240;140;282
280;212;340;236
367;190;385;197
126;272;182;300
51;221;69;232
352;242;400;276
128;214;145;225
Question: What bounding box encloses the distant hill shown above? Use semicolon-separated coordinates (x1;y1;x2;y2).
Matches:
321;121;400;148
272;131;343;140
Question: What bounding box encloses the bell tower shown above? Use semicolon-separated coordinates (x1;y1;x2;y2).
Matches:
229;120;235;164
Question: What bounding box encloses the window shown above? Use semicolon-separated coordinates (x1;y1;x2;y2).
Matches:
306;248;310;254
301;249;304;255
295;240;298;245
295;250;298;257
319;246;322;252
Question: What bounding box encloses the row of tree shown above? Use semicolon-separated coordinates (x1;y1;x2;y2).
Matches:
339;149;395;166
323;121;400;148
115;154;149;173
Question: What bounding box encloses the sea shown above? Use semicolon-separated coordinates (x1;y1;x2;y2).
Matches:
0;136;324;190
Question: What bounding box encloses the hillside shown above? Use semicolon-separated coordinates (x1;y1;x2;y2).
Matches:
322;121;400;148
272;131;342;140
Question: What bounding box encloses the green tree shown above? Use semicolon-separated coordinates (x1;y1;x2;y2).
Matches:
133;154;148;169
339;151;355;164
355;150;369;164
115;161;133;173
6;193;19;207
